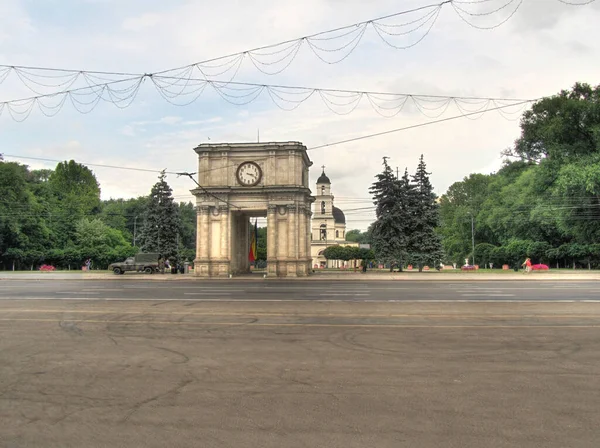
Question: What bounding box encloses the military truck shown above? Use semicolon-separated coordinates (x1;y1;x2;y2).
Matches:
109;253;161;275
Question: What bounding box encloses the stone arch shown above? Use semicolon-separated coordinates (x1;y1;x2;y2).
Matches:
193;142;314;277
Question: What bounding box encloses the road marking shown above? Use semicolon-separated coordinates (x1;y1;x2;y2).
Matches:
184;292;233;295
458;291;504;294
2;297;600;303
55;291;100;294
461;294;516;297
319;293;370;296
0;317;598;329
82;289;124;292
1;309;597;319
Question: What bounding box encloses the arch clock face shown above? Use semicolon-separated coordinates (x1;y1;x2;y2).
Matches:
236;161;262;186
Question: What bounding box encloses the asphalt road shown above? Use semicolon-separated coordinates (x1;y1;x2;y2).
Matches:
1;278;600;302
1;279;599;447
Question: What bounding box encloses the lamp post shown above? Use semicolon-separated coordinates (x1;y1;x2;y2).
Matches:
133;216;138;246
468;212;475;266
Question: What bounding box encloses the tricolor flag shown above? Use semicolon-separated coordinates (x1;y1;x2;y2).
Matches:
249;219;258;262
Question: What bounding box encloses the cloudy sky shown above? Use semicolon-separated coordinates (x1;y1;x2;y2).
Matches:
1;0;599;230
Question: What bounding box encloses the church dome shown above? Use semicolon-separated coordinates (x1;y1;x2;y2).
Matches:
333;206;346;224
316;169;331;185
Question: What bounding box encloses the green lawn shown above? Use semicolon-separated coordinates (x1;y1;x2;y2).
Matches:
315;268;595;274
0;270;111;274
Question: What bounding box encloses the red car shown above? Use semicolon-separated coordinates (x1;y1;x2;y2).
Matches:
531;264;549;270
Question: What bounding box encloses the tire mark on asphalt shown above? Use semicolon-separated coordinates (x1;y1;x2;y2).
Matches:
121;378;194;422
151;345;190;364
58;321;83;336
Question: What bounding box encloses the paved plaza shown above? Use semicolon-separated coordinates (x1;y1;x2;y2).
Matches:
1;279;599;447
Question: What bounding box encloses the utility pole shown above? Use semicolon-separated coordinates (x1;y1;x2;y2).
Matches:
396;167;399;180
133;215;138;246
157;224;161;255
470;213;475;266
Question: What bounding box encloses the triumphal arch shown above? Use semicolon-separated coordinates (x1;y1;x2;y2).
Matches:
192;142;314;277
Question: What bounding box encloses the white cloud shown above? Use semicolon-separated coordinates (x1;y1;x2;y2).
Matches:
159;115;182;125
122;13;162;31
182;117;222;126
120;125;136;136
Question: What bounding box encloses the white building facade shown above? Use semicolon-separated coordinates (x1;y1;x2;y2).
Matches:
310;168;359;268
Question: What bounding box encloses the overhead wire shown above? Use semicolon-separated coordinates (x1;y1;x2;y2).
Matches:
306;98;535;150
0;96;536;183
0;0;594;106
0;72;534;121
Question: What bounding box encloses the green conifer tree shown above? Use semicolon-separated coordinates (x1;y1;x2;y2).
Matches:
138;170;181;260
408;155;444;271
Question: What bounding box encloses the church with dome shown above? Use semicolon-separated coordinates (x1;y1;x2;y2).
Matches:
310;167;359;268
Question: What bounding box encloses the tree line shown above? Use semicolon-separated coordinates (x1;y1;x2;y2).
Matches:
439;83;600;269
339;83;600;270
0;162;196;270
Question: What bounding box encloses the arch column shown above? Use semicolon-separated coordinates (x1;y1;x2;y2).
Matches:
305;208;312;273
266;204;278;276
286;204;298;276
217;205;230;276
194;206;211;277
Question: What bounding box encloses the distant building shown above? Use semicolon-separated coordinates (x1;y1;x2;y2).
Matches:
310;168;359;268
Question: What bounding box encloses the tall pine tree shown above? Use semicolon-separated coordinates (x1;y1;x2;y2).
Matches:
370;157;407;271
137;170;181;260
408;155;444;271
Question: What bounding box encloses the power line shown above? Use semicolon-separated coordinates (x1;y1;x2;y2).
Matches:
306;99;535;150
175;171;241;210
1;97;535;178
0;154;176;175
0;72;533;121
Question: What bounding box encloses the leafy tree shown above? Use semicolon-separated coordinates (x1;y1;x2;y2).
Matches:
408;155;444;271
100;199;130;241
345;229;361;242
527;241;552;264
0;162;51;269
358;248;375;261
507;82;600;163
137;171;180;259
504;239;533;268
30;169;53;183
74;218;135;268
440;173;492;263
345;229;372;244
322;245;372;268
438;84;600;270
256;227;267;262
322;245;345;261
48;160;101;245
49;160;101;211
473;243;496;267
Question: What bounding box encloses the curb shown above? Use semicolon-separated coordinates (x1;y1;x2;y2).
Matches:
1;273;599;282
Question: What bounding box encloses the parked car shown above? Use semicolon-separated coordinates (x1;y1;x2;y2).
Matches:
109;253;160;275
532;264;549;270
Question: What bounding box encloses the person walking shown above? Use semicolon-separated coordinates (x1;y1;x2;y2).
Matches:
522;257;532;273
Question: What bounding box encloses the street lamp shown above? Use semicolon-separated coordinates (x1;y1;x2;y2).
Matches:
468;211;475;266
